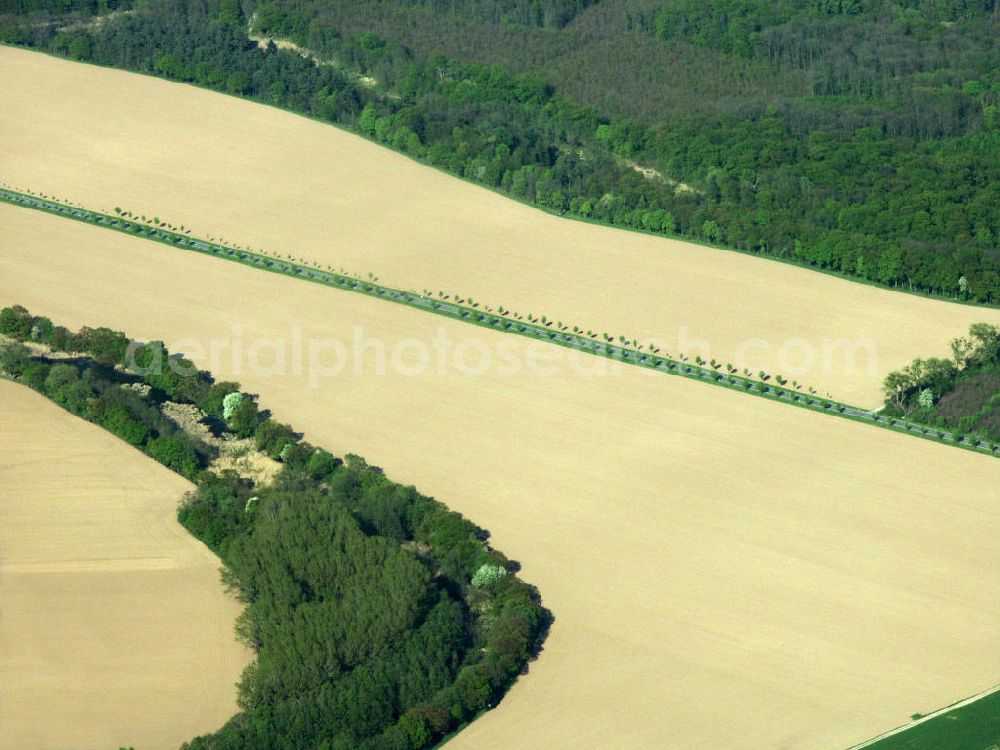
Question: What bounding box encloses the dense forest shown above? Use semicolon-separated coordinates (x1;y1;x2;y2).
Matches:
1;0;998;302
882;321;1000;441
0;304;549;750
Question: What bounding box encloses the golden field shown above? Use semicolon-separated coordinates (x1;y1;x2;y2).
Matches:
0;376;248;750
2;206;997;750
4;46;1000;407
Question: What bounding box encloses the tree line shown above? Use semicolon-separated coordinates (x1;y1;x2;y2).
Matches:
0;304;549;750
0;305;214;477
1;0;997;303
882;321;1000;442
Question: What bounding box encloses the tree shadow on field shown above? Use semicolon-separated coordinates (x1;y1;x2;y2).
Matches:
526;586;554;667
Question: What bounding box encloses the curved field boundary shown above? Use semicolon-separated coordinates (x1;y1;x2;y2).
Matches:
3;186;998;459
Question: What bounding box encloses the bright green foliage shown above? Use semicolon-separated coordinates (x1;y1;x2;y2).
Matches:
917;388;934;410
471;563;508;588
42;362;80;391
201;381;240;419
883;357;957;414
222;391;244;420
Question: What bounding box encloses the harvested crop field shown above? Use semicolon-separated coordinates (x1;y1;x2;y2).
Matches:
4;47;1000;407
2;206;997;750
0;377;248;750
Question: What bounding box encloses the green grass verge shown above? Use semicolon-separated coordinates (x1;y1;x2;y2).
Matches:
3;186;998;460
849;688;1000;750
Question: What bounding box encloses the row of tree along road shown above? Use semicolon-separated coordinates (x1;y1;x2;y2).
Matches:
3;186;997;458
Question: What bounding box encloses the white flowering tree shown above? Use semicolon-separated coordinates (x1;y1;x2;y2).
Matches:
918;388;935;410
958;275;969;298
222;391;244;420
471;563;507;588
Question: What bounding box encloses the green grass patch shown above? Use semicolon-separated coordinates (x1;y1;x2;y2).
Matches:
855;689;1000;750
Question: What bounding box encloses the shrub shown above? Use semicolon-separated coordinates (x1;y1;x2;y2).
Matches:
453;666;492;713
307;449;339;481
48;325;77;352
42;364;94;414
396;711;432;750
29;316;54;343
20;359;51;390
201;381;240;419
132;342;211;404
229;397;263;438
254;419;299;458
82;326;130;366
95;402;151;446
0;342;31;376
0;305;32;340
146;435;202;478
44;363;79;393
